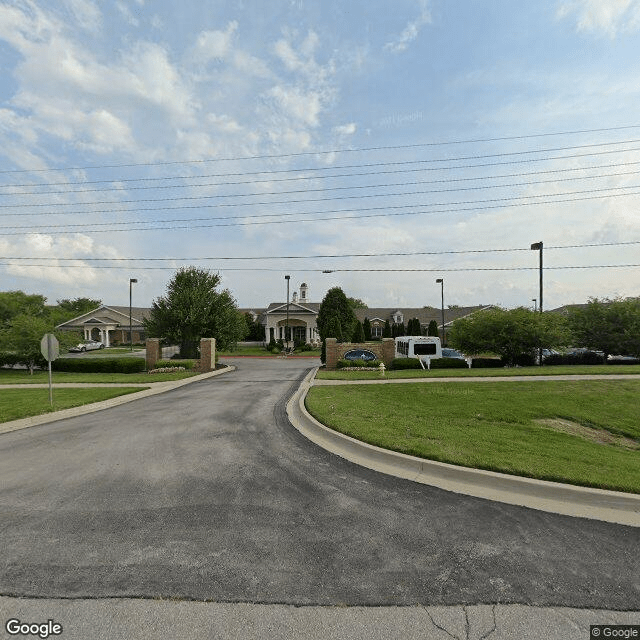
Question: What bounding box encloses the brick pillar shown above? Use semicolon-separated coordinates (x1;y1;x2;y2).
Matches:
146;338;161;371
199;338;216;372
382;338;395;367
326;338;338;370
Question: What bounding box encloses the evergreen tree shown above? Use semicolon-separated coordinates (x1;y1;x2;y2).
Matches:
363;317;372;341
316;287;357;342
427;320;439;337
383;319;392;338
352;320;365;343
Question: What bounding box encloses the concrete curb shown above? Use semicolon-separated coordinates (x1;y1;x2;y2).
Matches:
0;366;236;436
287;368;640;527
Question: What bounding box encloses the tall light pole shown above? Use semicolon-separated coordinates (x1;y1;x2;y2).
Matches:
530;242;543;366
285;275;290;351
436;278;445;346
129;278;137;351
532;298;537;312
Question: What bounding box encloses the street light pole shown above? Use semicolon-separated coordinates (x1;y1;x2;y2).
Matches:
285;275;290;353
532;298;537;312
436;278;445;346
129;278;137;351
530;242;543;366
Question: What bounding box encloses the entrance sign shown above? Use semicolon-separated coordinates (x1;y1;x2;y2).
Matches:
40;333;59;407
343;349;378;361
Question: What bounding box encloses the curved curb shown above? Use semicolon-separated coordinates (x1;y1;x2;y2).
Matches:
287;368;640;527
0;366;236;436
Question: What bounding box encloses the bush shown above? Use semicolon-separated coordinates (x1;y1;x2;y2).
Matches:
503;353;536;367
390;358;423;370
337;358;381;369
0;352;22;368
429;357;469;369
156;358;197;370
544;352;606;366
295;343;314;352
470;357;504;368
52;358;146;373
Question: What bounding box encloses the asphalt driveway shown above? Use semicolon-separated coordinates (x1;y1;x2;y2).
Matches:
0;357;637;609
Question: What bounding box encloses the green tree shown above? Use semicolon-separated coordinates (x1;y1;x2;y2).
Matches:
352;320;365;343
347;297;368;309
567;297;640;358
382;319;392;338
362;317;372;341
144;267;247;357
427;320;439;337
448;307;568;365
406;318;421;336
0;291;47;328
0;314;74;374
49;297;102;326
243;313;264;341
316;287;357;342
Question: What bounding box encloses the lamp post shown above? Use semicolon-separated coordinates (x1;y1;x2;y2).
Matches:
435;278;445;346
285;275;290;352
129;278;137;351
532;298;537;312
530;242;543;366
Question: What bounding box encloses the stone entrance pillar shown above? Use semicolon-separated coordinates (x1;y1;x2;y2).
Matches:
199;338;216;372
146;338;161;370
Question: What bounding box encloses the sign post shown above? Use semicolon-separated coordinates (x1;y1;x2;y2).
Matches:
40;333;59;407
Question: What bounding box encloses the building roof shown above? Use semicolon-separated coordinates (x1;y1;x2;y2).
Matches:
56;305;151;329
354;305;493;327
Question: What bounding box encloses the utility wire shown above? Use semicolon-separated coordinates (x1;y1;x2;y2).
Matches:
3;184;640;232
4;168;640;211
0;240;636;262
2;263;639;272
4;146;640;192
2;124;640;174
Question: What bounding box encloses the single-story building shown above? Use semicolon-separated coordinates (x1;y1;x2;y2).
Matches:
56;305;150;347
57;283;493;347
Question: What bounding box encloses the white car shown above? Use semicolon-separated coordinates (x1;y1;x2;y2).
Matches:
69;340;104;352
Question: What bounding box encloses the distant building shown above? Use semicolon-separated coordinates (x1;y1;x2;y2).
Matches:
56;305;150;347
57;284;494;346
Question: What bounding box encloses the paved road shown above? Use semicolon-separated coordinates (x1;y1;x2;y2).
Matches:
0;358;638;623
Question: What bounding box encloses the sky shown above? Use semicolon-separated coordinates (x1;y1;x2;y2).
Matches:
1;0;640;312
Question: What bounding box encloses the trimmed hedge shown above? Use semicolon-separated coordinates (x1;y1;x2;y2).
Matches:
0;352;22;368
390;358;423;370
429;357;469;369
470;357;503;368
544;352;606;366
156;358;197;370
52;357;146;373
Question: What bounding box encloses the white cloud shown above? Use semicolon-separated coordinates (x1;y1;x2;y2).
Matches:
384;0;432;53
191;21;238;64
333;123;356;136
557;0;640;37
62;0;101;32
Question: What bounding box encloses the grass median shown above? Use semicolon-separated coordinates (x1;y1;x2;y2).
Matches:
305;380;640;493
1;387;147;423
0;369;199;384
315;364;640;380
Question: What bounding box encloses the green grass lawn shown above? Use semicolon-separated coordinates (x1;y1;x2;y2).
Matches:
316;364;640;380
0;387;147;423
305;380;640;493
0;369;199;384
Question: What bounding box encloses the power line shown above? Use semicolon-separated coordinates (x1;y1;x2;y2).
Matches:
1;241;639;263
2;263;639;272
3;184;640;232
2;124;640;175
5;167;640;211
5;147;640;193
